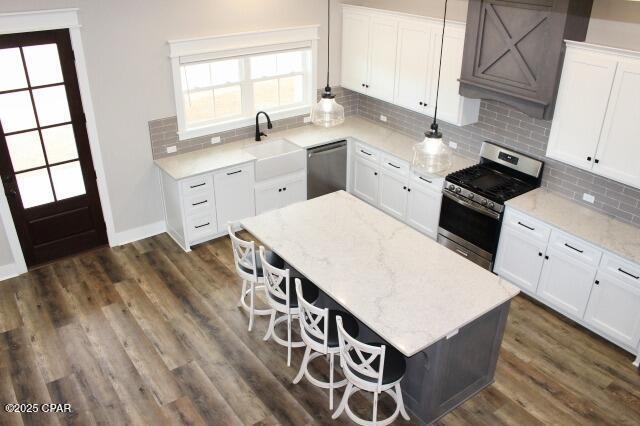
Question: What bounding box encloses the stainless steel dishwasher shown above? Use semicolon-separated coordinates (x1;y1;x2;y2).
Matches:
307;140;347;199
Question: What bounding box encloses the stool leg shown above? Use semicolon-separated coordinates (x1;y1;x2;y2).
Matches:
287;313;292;367
395;383;410;421
263;311;275;341
372;390;379;424
293;346;311;384
332;381;352;419
238;279;247;308
329;352;335;410
248;282;256;331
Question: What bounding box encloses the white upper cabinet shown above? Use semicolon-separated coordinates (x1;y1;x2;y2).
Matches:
341;10;371;93
394;19;431;112
547;42;640;190
593;57;640;188
366;17;398;102
342;5;479;126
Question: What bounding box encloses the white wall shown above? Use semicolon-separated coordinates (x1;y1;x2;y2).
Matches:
0;0;342;275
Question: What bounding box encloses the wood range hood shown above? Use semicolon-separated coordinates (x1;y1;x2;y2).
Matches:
459;0;594;120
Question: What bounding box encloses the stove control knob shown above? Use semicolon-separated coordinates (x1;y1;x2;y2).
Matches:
488;201;495;209
468;193;474;200
481;199;488;206
455;187;461;194
448;184;455;191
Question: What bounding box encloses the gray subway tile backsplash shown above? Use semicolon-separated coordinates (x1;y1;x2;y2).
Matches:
148;86;640;228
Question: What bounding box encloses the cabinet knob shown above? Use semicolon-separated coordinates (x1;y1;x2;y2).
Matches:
403;186;407;190
538;252;543;257
419;102;423;106
595;280;600;285
587;156;592;161
362;83;365;87
278;188;282;192
594;159;600;164
365;84;369;88
545;255;549;260
408;188;411;192
374;172;378;176
283;187;287;191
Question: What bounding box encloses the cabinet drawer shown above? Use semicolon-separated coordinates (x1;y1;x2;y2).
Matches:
186;212;217;242
381;153;409;175
549;230;602;266
410;172;444;193
503;208;551;242
355;142;380;163
180;174;213;195
600;253;640;287
183;192;214;216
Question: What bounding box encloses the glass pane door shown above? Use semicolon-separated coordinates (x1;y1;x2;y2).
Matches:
0;43;85;209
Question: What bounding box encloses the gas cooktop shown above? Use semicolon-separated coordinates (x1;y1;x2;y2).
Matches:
447;164;537;204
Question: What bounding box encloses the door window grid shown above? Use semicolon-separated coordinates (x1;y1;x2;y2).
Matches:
0;44;84;208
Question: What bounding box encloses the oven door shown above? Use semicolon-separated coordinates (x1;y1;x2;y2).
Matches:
438;191;501;269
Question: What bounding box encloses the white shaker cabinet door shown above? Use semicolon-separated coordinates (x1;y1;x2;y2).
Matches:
282;175;306;206
366;17;399;102
546;49;618;170
378;169;408;220
255;184;282;215
593;57;640;189
537;247;597;319
341;11;370;94
214;164;255;232
494;225;546;294
394;19;430;112
585;270;640;349
352;157;379;206
405;183;441;239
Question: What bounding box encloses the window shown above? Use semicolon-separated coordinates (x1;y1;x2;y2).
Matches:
169;27;319;140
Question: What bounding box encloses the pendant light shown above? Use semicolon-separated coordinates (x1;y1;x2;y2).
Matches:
311;0;345;127
412;0;453;174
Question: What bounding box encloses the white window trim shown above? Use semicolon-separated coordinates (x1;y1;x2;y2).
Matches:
168;25;319;141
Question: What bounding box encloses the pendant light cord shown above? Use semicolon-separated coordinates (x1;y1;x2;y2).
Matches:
326;0;331;90
431;0;448;131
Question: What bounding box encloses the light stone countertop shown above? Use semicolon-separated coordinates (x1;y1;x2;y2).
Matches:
241;191;520;357
154;116;475;180
507;188;640;265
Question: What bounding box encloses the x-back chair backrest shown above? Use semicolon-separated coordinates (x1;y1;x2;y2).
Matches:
296;278;329;352
259;246;291;310
336;316;386;391
228;223;258;281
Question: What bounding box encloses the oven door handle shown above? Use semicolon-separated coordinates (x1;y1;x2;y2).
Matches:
442;191;501;220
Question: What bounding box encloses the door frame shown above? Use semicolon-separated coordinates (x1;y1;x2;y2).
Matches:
0;8;115;278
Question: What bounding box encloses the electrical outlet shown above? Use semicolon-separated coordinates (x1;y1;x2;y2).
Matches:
379;115;387;122
582;193;595;204
304;116;312;123
166;145;177;154
210;136;221;144
448;141;458;149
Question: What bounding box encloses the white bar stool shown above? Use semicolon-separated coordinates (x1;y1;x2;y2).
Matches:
259;246;319;366
227;222;284;331
293;278;360;410
333;316;410;426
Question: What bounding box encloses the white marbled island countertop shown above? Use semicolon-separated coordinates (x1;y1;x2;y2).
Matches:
155;116;475;180
507;188;640;265
241;191;519;357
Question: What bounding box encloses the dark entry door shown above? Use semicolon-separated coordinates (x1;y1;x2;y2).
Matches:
0;29;107;267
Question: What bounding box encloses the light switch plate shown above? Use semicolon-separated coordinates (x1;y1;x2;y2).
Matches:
448;141;458;149
304;116;312;123
582;193;595;204
211;136;221;144
379;115;387;122
166;145;177;154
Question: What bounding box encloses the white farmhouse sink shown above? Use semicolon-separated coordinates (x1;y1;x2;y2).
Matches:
244;139;306;181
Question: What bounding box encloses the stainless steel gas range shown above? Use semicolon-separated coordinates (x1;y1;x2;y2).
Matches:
438;142;544;270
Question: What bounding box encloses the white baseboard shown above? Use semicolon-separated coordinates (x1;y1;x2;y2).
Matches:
111;221;166;247
0;262;25;282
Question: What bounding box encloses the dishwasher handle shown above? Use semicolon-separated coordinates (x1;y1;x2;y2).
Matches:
308;140;347;157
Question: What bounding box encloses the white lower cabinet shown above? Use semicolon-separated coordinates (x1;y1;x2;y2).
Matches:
495;206;640;356
255;171;306;215
349;141;443;240
494;225;546;293
213;164;255;233
352;157;379;205
537;245;598;319
378;169;408;219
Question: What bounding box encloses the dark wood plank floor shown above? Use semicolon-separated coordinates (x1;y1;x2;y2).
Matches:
0;233;639;425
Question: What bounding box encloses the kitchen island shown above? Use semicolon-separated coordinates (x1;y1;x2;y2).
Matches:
241;191;519;424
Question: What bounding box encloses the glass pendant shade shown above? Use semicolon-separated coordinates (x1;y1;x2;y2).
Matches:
412;131;452;174
311;91;345;128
